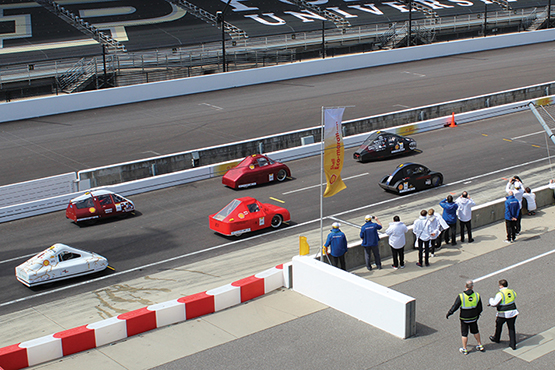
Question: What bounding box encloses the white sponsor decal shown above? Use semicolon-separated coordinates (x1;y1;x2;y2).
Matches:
231;228;251;235
238;182;257;188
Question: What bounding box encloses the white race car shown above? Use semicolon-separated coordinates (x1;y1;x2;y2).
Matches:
15;244;108;287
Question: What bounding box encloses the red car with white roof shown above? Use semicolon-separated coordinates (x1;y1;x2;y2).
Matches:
66;190;135;224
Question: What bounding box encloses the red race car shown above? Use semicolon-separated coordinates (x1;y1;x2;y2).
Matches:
222;154;291;189
66;190;135;225
209;197;291;236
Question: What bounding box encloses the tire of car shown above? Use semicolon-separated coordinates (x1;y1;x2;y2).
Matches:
431;175;442;187
271;214;283;228
276;169;287;182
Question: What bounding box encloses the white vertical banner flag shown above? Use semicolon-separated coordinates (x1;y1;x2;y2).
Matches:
323;107;346;198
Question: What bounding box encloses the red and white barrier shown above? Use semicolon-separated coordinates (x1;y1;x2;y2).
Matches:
0;265;286;370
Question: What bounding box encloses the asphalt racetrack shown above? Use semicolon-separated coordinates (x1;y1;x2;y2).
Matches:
0;106;553;315
1;42;555;314
1;42;554;185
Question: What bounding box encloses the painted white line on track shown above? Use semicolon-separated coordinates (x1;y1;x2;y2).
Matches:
473;247;555;283
0;253;36;265
511;130;545;140
3;156;554;307
200;103;223;110
282;173;369;195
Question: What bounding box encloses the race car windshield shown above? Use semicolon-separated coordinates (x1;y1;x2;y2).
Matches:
361;132;380;146
213;199;242;221
74;197;94;209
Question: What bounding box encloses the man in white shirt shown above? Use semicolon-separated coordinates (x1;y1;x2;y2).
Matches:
385;215;408;269
488;279;519;350
455;191;476;243
413;210;432;267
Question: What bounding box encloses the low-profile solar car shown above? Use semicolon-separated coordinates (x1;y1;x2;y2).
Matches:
66;190;135;225
379;163;443;194
222;154;291;189
209;196;291;236
15;243;108;287
353;131;417;162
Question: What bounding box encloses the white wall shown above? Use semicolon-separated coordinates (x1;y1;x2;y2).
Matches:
292;256;416;339
1;29;554;123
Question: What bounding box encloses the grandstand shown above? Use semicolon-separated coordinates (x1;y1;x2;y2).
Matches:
0;0;553;101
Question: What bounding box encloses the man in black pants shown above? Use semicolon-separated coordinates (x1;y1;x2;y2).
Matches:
489;279;519;350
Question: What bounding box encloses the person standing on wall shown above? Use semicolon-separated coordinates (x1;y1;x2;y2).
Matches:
385;215;408;270
440;195;459;246
360;215;382;270
323;222;348;271
446;280;485;355
488;279;519;350
456;191;475;243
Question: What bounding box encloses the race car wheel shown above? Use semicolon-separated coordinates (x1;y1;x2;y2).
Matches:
276;169;287;182
431;175;442;187
271;214;283;228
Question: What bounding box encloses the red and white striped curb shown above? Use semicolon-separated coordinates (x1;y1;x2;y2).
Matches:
0;265;286;370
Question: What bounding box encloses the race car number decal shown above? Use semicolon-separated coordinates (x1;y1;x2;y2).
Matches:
398;182;415;193
259;217;265;226
269;174;274;181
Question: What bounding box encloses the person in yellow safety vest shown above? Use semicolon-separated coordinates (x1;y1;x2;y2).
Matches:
446;280;485;355
488;279;519;350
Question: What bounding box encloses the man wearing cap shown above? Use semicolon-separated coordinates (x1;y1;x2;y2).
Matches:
506;177;524;235
324;222;348;271
360;215;382;270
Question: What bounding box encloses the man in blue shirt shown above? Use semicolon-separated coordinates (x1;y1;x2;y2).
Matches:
360;215;382;270
504;191;520;243
324;222;348;270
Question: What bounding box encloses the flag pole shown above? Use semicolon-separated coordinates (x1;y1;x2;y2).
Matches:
320;106;324;260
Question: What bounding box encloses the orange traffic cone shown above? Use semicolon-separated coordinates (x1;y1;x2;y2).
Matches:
450;112;456;127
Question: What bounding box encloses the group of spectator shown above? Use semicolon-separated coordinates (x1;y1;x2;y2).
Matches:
323;190;477;271
324;176;539;271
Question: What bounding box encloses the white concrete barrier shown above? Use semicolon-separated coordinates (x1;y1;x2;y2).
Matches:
86;317;127;348
206;284;241;312
1;29;554;124
292;256;416;339
147;300;186;328
255;267;285;293
0;173;76;207
19;335;62;367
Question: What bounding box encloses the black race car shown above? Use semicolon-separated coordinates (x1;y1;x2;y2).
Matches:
353;131;417;162
379;163;443;194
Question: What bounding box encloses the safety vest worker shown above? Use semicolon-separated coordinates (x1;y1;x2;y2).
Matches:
496;288;517;312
